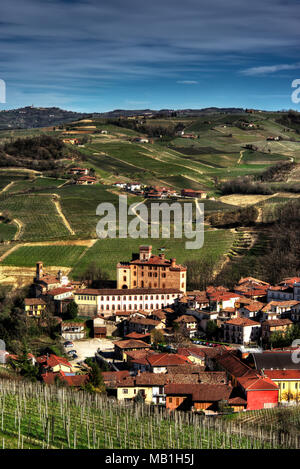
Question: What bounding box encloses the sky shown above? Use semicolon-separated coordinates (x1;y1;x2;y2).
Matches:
0;0;300;112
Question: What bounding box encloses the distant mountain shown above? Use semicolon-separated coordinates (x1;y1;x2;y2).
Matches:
0;106;89;130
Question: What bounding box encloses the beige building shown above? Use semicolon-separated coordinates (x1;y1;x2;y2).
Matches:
117;245;186;293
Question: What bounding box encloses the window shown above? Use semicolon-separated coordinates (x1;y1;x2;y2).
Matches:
169;397;172;403
123;389;128;394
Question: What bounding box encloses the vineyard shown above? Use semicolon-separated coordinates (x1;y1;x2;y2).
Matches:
0;380;297;449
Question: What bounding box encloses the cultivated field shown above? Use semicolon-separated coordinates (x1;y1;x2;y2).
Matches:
0;380;291;449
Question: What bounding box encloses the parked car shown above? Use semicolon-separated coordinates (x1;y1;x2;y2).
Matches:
64;341;74;348
67;350;77;356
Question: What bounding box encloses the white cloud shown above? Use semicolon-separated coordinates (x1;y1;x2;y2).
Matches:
176;80;199;84
241;63;300;76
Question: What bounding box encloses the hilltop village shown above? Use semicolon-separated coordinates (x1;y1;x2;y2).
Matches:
1;244;300;415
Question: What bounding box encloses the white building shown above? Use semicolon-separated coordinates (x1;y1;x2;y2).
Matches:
74;288;182;316
223;318;261;345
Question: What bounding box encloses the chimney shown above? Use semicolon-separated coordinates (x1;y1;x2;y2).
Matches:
171;258;176;268
160;253;165;260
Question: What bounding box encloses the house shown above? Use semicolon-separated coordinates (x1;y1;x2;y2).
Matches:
146;353;192;374
261;318;293;342
24;298;47;317
237;300;265;319
114;339;151;361
68;167;88;175
126;182;142;192
101;370;130;389
61;321;85;340
208;292;242;313
234;277;269;299
34;262;70;295
223;318;261;345
176;347;206;366
124;317;161;335
263;369;300;403
236;374;278;410
42;371;88;387
37;354;73;374
113;182;127;189
93;317;107;338
76;176;97;185
74;287;182;316
174;315;198;338
181;189;207;199
165;383;234;413
117;245;187;293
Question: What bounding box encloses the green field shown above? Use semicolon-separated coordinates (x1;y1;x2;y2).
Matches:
71;230;235;280
2;245;87;267
0;222;17;241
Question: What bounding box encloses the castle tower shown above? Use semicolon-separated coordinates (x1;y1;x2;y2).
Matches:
36;262;43;281
139;245;152;261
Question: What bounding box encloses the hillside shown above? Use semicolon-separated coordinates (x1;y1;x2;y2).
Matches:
0;107;89;130
0;109;300;288
0;379;291;449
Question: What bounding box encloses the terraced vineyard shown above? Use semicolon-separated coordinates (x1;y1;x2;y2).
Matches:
0;380;292;449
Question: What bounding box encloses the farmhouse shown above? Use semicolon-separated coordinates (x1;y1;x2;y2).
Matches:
76;176;97;185
24;298;46;317
114;339;151;361
165;383;234;412
181;189;207;199
261;318;293;342
61;321;85;340
117;245;187;293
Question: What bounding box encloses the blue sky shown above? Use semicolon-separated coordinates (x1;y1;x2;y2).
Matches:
0;0;300;112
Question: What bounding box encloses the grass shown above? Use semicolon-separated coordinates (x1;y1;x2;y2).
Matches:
2;245;86;267
70;230;235;280
0;222;17;241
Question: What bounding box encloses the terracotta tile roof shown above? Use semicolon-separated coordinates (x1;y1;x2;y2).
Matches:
165;383;233;402
177;347;206;359
147;353;191;367
42;371;88;387
216;352;255;378
225;317;260;326
228;396;247;405
237;375;278;391
45;354;73;369
264;369;300;380
237;277;269;286
267;300;300;307
174;315;197;324
114;339;151;349
166;364;206;374
262;319;293;327
24;298;46;306
128;317;160;326
47;287;74;296
125;332;150;340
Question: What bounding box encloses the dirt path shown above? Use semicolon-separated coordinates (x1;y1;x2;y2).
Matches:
0;244;21;261
237;149;245;165
0;181;15;194
12;219;23;240
0;168;42;175
50;194;75;236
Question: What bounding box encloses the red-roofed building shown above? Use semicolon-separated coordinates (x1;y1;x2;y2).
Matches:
117;245;186;293
237;374;278;410
38;354;73;373
42;371;88;387
147;353;192;373
223;317;261;345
